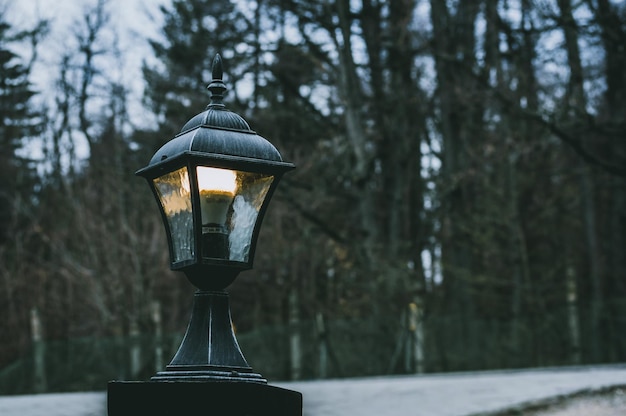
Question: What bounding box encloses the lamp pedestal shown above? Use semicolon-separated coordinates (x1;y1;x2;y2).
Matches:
107;290;302;415
107;380;302;416
153;290;265;383
120;54;301;415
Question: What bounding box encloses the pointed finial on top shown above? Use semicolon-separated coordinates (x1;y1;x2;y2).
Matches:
207;54;226;108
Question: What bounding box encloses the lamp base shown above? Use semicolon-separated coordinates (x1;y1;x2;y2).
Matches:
152;290;265;383
108;380;302;416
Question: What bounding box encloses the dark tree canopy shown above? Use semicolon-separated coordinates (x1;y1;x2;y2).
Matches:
0;18;41;243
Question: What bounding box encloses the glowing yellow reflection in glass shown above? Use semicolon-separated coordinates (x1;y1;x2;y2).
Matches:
197;167;237;194
196;167;238;228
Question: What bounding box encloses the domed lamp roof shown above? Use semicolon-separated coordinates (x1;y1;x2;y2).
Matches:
142;54;291;174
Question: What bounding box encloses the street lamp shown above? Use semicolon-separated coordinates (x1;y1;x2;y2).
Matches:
108;54;301;416
134;54;294;383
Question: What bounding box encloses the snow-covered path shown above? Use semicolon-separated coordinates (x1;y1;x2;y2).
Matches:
1;365;625;416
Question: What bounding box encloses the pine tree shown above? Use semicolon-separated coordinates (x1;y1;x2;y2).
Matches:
141;0;253;147
0;17;42;242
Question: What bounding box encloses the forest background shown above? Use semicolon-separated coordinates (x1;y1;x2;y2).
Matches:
0;0;625;394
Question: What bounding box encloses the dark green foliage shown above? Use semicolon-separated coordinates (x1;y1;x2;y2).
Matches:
141;0;253;145
0;18;41;243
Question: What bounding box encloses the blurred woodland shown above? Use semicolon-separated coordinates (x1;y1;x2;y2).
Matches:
1;0;625;393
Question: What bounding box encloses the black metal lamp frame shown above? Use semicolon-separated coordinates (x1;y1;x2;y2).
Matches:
137;152;292;290
134;55;294;383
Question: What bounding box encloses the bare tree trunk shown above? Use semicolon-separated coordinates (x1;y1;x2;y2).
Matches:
333;0;383;322
407;301;425;373
566;265;582;364
30;308;47;393
76;0;109;151
558;0;603;362
334;0;369;179
609;175;626;358
129;318;141;378
316;312;328;379
152;300;163;372
594;0;626;121
288;287;301;380
508;152;530;362
580;165;602;361
430;0;481;368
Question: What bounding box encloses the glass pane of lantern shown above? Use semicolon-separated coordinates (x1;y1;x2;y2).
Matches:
197;167;273;262
153;167;195;263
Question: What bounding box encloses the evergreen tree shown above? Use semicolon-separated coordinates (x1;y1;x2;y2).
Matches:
0;16;42;242
142;0;253;146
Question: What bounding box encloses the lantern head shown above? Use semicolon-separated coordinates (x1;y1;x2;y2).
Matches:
137;55;294;290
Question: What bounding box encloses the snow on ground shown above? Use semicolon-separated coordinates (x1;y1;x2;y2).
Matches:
0;365;625;416
510;386;626;416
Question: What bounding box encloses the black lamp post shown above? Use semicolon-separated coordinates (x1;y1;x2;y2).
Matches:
135;54;293;383
108;54;301;415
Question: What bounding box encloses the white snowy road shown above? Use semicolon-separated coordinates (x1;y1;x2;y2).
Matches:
1;365;625;416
